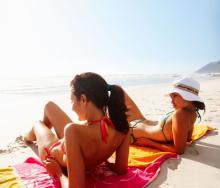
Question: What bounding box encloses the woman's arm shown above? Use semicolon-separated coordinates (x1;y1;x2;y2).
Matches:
171;110;189;154
106;132;130;174
44;158;69;188
65;125;85;188
134;138;180;153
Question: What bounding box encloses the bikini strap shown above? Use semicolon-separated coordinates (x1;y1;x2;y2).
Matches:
89;116;114;143
161;112;173;142
166;110;174;116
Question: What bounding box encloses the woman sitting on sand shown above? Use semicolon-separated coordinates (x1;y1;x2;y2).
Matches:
124;77;205;154
24;72;130;188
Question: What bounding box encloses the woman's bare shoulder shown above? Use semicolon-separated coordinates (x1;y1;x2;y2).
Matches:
173;109;191;118
172;109;195;129
64;123;86;138
172;109;192;125
64;122;85;129
65;123;101;141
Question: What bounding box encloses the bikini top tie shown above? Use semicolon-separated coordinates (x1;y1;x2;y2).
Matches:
89;116;114;143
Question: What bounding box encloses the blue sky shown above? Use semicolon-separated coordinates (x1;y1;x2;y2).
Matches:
0;0;219;76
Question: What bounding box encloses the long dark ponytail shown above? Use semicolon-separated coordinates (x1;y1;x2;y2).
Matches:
107;85;129;133
193;101;206;112
193;101;206;122
70;72;129;134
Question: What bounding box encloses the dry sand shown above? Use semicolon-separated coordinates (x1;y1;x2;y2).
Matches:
0;76;220;187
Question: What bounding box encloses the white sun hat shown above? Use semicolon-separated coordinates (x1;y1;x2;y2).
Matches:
167;77;203;103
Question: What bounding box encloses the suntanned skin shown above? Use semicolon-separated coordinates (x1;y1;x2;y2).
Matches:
25;93;130;188
124;91;197;154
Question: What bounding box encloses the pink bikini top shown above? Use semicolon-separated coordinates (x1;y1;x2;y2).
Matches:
88;116;115;143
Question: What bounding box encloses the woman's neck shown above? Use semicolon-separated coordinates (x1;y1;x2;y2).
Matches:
84;101;105;122
183;107;197;112
181;103;197;112
86;109;105;122
185;102;197;111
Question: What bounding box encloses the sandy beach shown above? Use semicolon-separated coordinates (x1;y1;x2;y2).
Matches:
0;76;220;187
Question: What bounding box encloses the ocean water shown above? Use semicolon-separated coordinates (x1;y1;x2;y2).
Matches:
0;74;177;96
0;73;211;96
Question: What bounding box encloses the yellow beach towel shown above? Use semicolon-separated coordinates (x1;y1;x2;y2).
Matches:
0;167;23;188
128;124;215;167
191;124;215;141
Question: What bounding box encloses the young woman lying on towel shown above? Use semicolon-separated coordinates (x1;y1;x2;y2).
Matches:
124;77;205;154
24;72;130;188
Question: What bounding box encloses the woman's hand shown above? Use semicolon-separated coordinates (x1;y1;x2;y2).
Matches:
134;137;154;147
43;158;63;177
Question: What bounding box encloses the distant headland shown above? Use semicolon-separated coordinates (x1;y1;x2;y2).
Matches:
195;60;220;73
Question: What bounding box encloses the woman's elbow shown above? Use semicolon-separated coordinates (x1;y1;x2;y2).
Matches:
176;150;184;155
175;147;185;155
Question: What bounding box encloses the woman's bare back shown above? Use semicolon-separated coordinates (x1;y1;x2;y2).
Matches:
50;123;129;170
74;124;128;169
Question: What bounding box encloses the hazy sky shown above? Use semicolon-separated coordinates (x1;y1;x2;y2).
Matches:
0;0;219;76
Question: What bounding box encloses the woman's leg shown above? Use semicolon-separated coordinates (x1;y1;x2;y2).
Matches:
124;91;158;125
33;120;58;160
124;91;145;122
42;101;73;138
24;101;73;142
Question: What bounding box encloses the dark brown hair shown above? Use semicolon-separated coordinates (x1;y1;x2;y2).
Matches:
193;101;206;122
70;72;129;134
193;101;206;112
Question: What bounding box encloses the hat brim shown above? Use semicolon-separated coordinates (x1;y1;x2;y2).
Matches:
167;88;204;103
